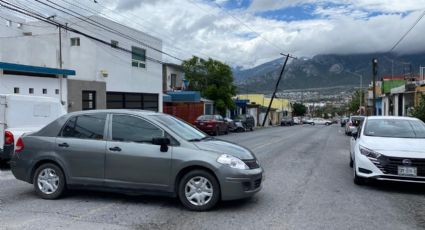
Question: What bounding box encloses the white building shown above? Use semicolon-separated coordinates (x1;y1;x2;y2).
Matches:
0;13;163;112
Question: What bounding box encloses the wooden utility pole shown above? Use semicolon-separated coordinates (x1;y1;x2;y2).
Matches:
262;53;296;127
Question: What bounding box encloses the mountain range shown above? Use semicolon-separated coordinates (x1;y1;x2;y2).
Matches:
234;53;425;94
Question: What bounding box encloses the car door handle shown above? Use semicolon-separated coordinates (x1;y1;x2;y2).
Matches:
109;146;122;152
58;143;69;148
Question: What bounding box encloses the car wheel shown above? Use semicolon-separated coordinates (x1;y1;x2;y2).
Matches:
325;123;330;126
312;123;315;126
250;126;254;131
225;128;229;135
353;161;365;185
33;163;66;199
178;170;220;211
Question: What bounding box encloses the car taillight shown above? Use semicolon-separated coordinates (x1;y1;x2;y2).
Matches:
15;137;24;153
5;131;14;145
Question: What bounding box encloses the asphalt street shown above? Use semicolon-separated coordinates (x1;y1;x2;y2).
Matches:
1;125;425;230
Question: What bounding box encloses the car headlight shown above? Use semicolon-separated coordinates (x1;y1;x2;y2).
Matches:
217;154;249;170
359;146;381;159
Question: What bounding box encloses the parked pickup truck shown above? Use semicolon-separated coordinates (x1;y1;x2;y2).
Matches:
0;94;66;163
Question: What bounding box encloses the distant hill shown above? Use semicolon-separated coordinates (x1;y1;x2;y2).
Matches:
234;53;425;94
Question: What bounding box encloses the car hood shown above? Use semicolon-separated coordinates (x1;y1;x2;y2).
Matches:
361;136;425;158
193;139;255;160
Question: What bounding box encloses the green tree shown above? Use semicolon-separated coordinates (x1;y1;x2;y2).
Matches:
348;89;363;114
412;94;425;122
292;103;307;116
182;56;236;115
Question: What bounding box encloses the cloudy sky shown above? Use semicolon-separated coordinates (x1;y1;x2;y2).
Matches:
7;0;425;68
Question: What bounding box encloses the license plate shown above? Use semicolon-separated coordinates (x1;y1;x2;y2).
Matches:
398;166;417;176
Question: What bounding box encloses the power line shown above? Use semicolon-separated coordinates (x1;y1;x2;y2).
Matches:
187;0;287;54
33;0;183;62
57;0;202;62
0;0;164;64
389;10;425;52
84;0;228;63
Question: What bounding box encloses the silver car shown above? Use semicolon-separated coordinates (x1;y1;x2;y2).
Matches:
10;110;263;211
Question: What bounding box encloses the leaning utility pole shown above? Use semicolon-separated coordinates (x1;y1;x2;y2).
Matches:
372;58;378;116
262;53;296;127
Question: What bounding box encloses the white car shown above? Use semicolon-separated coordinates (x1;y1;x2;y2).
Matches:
350;116;425;185
312;118;332;125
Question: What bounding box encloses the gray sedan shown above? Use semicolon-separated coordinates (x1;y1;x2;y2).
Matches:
10;110;263;211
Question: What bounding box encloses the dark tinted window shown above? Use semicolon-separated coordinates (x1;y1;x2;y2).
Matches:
62;114;106;140
112;115;163;143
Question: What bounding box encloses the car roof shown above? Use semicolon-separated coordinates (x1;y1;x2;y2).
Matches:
67;109;159;117
366;116;420;121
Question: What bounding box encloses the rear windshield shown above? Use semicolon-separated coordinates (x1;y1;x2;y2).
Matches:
364;119;425;138
197;115;214;121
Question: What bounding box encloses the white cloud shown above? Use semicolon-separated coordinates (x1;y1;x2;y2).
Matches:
23;0;424;68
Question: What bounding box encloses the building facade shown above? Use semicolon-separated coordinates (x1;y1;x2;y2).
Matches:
0;13;163;112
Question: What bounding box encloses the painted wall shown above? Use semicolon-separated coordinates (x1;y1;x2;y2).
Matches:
237;94;291;112
0;14;163;112
0;71;67;110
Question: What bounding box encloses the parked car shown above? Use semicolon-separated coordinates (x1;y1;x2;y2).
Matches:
280;116;294;126
303;118;314;125
194;115;228;135
293;117;301;125
349;116;425;185
312;118;332;125
0;94;65;164
234;114;255;131
10;110;264;211
340;117;349;127
345;116;365;135
224;117;237;132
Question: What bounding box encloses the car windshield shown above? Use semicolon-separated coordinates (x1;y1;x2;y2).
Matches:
364;119;425;138
152;114;207;141
197;115;214;121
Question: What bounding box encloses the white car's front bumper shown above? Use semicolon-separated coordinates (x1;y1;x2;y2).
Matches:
355;152;425;183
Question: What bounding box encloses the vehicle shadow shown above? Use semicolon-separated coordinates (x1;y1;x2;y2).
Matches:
0;161;10;171
62;189;255;211
366;180;425;195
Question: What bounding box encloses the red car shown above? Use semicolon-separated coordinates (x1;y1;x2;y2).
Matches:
193;115;229;135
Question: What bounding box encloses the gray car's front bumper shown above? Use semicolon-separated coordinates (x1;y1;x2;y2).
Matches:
218;167;264;201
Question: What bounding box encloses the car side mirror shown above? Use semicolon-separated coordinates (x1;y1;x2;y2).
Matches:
152;137;171;152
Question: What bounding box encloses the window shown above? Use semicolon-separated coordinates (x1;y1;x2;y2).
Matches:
29;88;34;94
170;74;177;88
111;40;119;48
112;115;163;143
82;91;96;110
55;89;59;95
106;92;159;111
42;89;47;94
131;46;146;68
14;87;19;94
70;37;80;46
62;114;106;140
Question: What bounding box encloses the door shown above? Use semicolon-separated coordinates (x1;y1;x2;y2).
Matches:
56;113;107;185
105;114;172;190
